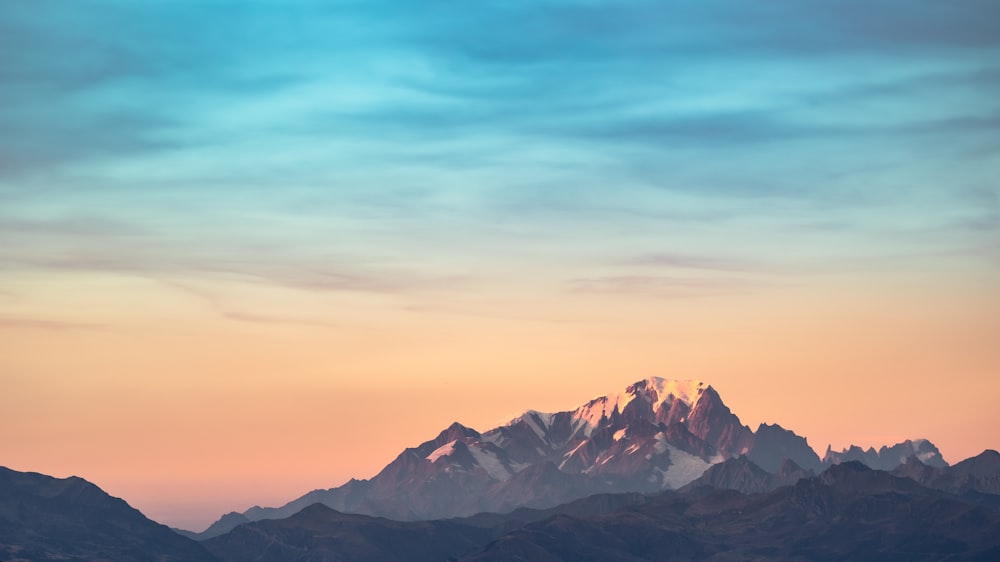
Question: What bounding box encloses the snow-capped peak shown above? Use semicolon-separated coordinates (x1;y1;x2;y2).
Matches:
573;377;707;428
636;378;706;410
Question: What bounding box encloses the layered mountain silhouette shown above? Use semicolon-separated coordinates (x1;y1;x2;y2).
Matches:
4;377;999;561
458;461;1000;562
198;461;1000;562
197;377;955;538
0;466;216;562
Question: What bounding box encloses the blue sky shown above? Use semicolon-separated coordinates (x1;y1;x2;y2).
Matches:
2;0;998;300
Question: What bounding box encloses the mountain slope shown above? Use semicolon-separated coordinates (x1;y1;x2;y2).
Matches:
203;504;494;562
0;466;217;562
891;449;1000;505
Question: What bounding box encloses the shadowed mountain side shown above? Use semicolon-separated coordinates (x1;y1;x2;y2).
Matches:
199;459;1000;562
202;503;494;562
205;492;665;562
193;510;256;540
0;466;217;562
458;462;1000;562
748;423;823;472
452;491;653;534
892;450;1000;508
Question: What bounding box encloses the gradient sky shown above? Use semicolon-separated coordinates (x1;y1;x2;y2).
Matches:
2;0;999;531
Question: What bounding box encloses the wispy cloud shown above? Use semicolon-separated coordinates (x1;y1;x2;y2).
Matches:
625;253;776;274
568;275;767;298
0;315;107;332
0;0;996;303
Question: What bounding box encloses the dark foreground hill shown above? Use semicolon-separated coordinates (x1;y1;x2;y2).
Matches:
0;466;216;562
201;460;1000;562
5;457;1000;562
459;461;1000;561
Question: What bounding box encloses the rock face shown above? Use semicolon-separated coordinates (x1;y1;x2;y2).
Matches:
0;466;217;562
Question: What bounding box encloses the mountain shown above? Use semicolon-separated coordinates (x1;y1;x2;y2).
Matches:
194;511;252;540
892;449;1000;500
196;377;946;535
680;455;813;494
823;438;947;470
201;378;755;532
747;422;823;472
459;462;1000;561
0;466;217;562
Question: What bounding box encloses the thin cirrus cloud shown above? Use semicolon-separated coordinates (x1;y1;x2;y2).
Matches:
626;253;776;274
568;275;767;298
0;315;108;332
0;0;996;298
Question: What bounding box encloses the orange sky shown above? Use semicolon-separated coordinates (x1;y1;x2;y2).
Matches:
2;267;998;530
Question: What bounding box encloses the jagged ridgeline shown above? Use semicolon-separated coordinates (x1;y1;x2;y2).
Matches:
198;377;947;537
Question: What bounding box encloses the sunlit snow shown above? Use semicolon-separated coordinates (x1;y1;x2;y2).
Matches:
661;445;717;489
426;441;457;462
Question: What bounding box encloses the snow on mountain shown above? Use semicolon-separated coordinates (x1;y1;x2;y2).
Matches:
659;444;716;489
571;378;706;429
426;441;458;463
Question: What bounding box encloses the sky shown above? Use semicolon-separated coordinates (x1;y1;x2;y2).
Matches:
1;0;998;531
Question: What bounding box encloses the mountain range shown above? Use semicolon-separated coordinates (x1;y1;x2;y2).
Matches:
9;456;1000;561
4;377;997;561
195;377;947;538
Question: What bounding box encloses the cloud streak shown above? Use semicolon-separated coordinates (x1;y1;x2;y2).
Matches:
568;275;767;299
0;315;108;332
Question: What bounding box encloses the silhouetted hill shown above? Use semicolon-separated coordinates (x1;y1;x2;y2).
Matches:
202;503;493;562
0;466;217;562
201;459;1000;561
680;455;812;494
